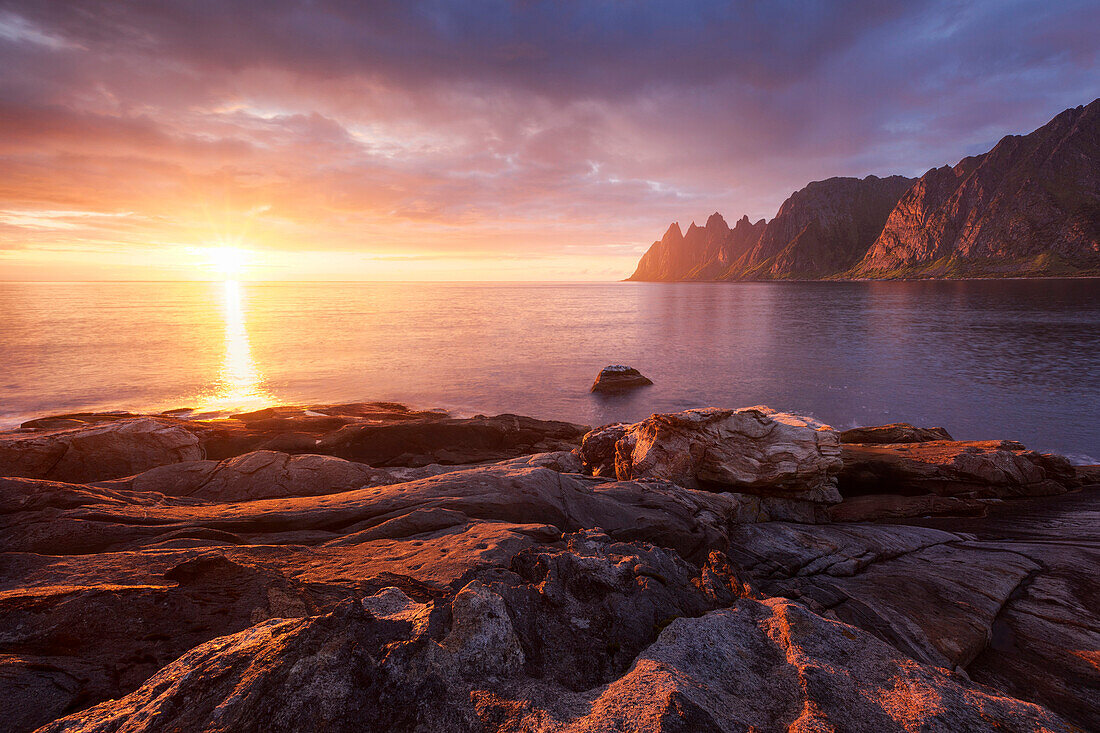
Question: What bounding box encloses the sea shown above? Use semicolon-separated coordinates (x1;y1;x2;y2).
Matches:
1;279;1097;463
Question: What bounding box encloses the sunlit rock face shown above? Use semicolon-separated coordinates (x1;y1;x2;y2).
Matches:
580;406;843;503
854;99;1100;277
838;439;1076;498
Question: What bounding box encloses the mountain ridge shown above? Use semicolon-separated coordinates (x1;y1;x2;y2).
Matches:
628;99;1100;281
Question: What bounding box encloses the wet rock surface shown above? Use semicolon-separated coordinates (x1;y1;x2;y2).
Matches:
1;404;1097;732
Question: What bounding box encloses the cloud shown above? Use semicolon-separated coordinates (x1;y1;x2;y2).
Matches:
0;0;1097;278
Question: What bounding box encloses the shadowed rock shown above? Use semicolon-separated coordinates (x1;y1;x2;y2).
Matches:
839;440;1076;498
840;422;953;443
31;572;1072;733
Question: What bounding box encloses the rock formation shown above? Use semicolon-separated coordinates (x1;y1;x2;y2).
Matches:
580;407;842;501
627;98;1100;281
0;403;590;481
1;403;1097;732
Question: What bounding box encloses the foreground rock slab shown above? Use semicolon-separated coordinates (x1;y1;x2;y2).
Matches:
32;587;1072;733
2;403;1097;732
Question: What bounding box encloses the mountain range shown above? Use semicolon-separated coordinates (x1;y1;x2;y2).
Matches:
628;99;1100;281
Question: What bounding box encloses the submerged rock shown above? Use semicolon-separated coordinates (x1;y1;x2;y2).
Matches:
590;365;654;393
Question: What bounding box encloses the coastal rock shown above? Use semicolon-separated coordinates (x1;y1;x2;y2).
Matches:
32;592;1073;733
727;490;1100;731
838;440;1075;498
0;464;747;562
840;422;953;443
827;493;990;522
1;404;591;471
99;450;385;501
590;365;653;393
315;413;590;466
0;417;203;483
580;406;842;503
4;402;1099;732
562;599;1070;732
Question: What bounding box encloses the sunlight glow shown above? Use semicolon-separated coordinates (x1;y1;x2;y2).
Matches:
199;280;273;412
202;245;249;279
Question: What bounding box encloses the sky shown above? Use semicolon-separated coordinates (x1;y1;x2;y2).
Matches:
1;0;1097;281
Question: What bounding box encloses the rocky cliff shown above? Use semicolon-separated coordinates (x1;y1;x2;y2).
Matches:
628;99;1100;281
730;174;915;279
853;99;1100;277
628;175;912;281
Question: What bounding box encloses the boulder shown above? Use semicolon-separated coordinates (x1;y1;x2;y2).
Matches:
0;418;203;483
839;440;1076;498
840;422;953;443
580;406;842;504
589;365;653;393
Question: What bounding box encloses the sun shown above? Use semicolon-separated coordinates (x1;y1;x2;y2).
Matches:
205;246;249;279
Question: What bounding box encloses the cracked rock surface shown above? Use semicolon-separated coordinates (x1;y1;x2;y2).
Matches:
0;405;1097;732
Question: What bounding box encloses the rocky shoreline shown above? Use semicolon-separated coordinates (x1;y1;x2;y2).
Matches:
1;402;1097;732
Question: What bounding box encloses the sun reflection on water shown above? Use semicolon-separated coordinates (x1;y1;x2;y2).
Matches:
200;280;273;413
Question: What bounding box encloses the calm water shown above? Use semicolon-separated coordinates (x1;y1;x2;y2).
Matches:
1;280;1098;462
